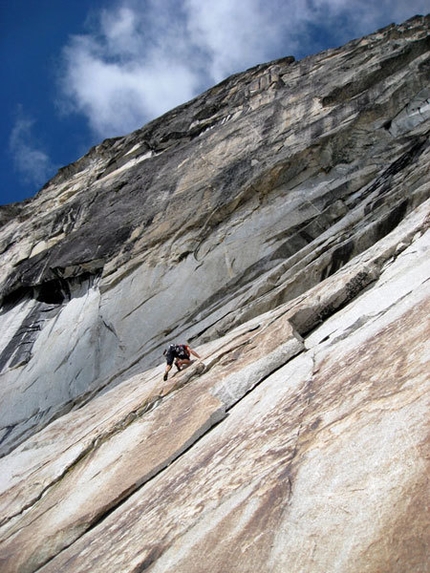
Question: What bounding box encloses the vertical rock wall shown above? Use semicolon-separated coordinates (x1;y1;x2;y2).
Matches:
0;16;429;572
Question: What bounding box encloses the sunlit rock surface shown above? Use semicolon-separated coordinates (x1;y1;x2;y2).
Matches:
0;15;429;573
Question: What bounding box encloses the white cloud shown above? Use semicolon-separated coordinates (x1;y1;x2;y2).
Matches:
59;0;296;139
61;32;198;136
59;0;202;138
100;6;141;56
58;0;430;140
9;109;54;188
184;0;286;81
286;0;430;44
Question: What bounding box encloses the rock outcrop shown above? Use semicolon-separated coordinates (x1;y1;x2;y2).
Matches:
0;15;429;573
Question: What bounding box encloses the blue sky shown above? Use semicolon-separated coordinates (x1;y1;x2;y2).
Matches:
1;0;428;206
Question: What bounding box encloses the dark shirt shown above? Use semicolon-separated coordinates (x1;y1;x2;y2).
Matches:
165;344;190;366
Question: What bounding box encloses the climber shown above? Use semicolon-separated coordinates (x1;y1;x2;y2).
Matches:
163;343;201;381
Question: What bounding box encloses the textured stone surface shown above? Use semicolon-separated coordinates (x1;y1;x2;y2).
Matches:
1;207;427;573
0;15;429;573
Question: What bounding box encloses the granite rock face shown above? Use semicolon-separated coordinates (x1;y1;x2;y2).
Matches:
0;15;429;573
